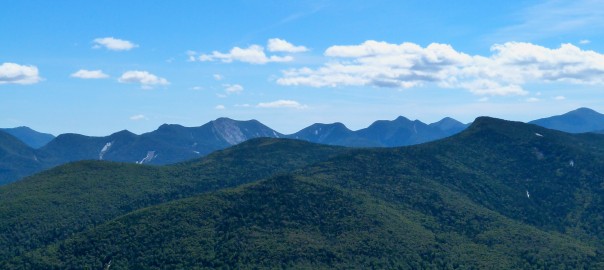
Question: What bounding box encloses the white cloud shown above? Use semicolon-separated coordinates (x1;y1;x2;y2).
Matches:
526;97;540;102
0;63;41;85
215;105;226;110
190;86;204;91
197;45;292;64
93;37;138;51
213;74;223;80
130;114;147;121
256;100;307;109
223;84;243;94
118;71;169;89
554;95;566;100
278;40;604;96
191;38;307;65
92;37;138;51
70;69;109;79
268;38;309;53
235;103;251;107
580;39;591;44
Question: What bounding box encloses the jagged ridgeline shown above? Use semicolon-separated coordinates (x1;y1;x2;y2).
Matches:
1;117;604;269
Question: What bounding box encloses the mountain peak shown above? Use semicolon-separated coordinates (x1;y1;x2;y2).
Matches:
394;115;412;122
568;107;600;115
213;117;237;123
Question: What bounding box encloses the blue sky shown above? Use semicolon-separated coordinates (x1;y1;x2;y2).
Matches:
2;0;604;135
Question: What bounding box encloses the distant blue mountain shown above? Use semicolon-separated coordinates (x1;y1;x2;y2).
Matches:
289;116;469;147
0;116;470;184
529;107;604;133
0;130;44;184
1;126;55;148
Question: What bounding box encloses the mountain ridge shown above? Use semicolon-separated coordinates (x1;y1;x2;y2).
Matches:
3;107;604;185
3;116;604;268
0;116;467;184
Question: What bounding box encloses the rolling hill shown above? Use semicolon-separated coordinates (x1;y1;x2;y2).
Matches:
0;139;347;263
2;117;604;268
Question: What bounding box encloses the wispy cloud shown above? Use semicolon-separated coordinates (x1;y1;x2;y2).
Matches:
223;84;243;94
0;62;41;85
215;105;226;110
489;0;604;42
118;70;169;89
70;69;109;79
93;37;138;51
257;100;307;109
278;40;604;96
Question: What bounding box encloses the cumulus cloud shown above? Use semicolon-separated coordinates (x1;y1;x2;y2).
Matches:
93;37;138;51
256;100;307;109
215;105;226;110
223;84;243;94
130;114;147;121
268;38;309;53
277;40;604;96
213;74;223;80
190;38;307;64
118;71;169;89
70;69;109;79
0;63;41;85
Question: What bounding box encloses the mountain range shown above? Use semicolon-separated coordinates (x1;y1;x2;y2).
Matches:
1;117;603;268
0;116;467;184
2;107;604;185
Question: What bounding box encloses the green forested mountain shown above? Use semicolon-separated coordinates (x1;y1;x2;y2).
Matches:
0;139;346;264
2;117;604;269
